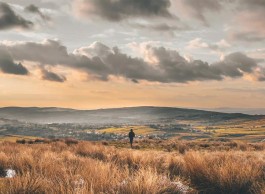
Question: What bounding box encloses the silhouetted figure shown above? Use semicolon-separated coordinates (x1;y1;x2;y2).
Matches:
128;129;135;148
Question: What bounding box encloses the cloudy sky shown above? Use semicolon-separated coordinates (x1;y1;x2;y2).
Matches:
0;0;264;109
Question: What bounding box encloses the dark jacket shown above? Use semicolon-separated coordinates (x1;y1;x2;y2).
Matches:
129;131;135;139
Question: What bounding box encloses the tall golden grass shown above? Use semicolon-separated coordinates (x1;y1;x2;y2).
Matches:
0;140;264;194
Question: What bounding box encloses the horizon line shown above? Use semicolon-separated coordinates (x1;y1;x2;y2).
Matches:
1;105;265;111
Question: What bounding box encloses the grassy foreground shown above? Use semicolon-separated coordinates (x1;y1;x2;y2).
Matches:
0;140;264;194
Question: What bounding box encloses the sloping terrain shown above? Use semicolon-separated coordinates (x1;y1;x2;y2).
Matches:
0;106;262;124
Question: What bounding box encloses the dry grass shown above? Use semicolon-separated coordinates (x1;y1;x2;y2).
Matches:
0;140;264;194
184;152;264;194
109;138;265;152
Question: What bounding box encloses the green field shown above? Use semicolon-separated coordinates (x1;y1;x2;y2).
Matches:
99;125;161;135
0;135;37;142
194;119;265;142
98;120;265;142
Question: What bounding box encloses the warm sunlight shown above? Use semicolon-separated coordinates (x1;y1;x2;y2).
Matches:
0;1;264;193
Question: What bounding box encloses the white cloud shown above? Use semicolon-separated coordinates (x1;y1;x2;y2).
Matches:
0;39;264;83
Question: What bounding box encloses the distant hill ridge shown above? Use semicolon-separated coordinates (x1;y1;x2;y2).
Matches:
0;106;263;124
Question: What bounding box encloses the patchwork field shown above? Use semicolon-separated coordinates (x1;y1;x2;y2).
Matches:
192;118;265;142
0;135;37;143
99;125;160;135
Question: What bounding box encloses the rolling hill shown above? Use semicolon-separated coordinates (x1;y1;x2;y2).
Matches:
0;106;263;124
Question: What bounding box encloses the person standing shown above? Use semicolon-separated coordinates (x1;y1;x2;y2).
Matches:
128;129;135;148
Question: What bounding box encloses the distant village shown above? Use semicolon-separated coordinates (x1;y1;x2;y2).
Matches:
1;116;263;142
0;118;204;141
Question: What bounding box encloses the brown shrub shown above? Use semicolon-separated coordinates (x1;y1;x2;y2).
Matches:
16;139;26;144
64;138;79;146
34;139;51;144
251;143;265;151
101;141;109;146
28;140;34;145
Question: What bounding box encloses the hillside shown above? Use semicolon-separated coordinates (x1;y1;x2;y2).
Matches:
0;106;262;124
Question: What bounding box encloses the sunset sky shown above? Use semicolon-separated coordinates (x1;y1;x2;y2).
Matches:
0;0;265;109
